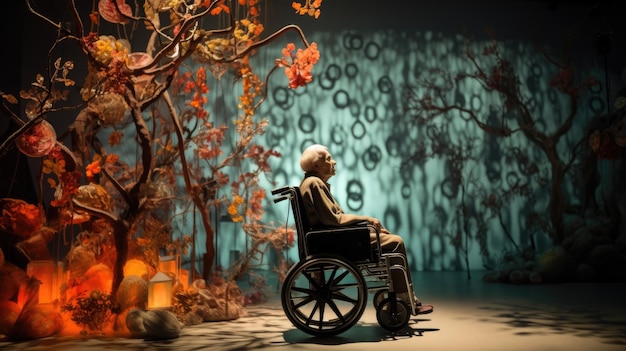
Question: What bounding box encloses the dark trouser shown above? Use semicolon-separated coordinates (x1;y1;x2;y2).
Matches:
370;232;413;295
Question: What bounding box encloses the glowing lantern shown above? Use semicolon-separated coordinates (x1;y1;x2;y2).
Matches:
53;263;65;301
26;260;55;304
147;272;172;310
158;255;179;278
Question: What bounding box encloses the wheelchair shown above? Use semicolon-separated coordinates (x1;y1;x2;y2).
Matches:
272;185;420;336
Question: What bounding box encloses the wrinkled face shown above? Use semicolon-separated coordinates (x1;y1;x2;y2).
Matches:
315;149;336;181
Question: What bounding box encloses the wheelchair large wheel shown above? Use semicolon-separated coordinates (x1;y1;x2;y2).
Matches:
281;254;368;337
376;297;410;332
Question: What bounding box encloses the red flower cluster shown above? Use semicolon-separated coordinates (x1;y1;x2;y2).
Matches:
104;57;131;95
292;0;323;18
190;67;209;118
278;42;320;89
244;144;280;173
197;123;228;160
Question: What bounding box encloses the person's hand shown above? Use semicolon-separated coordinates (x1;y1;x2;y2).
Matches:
370;217;382;231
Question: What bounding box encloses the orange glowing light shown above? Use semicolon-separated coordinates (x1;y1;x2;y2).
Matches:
26;260;55;304
147;272;172;310
158;255;179;278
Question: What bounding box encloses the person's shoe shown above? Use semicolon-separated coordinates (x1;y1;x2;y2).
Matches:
416;303;434;315
399;292;434;315
414;294;434;314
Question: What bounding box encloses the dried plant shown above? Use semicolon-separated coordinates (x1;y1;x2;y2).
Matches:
0;0;322;308
61;289;114;335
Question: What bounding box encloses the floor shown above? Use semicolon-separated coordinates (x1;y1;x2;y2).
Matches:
1;270;625;351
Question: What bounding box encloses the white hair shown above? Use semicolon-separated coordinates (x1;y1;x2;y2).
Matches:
299;144;327;172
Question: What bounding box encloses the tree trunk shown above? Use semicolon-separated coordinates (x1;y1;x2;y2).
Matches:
110;221;129;298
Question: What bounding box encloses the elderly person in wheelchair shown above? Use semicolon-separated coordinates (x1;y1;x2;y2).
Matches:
272;144;434;336
298;144;434;315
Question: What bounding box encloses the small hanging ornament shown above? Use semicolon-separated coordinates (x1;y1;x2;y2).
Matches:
15;120;56;158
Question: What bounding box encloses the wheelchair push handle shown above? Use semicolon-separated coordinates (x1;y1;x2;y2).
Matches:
272;186;293;203
271;185;291;196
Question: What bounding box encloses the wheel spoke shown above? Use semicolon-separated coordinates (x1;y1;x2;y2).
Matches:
330;290;358;304
292;285;315;295
292;295;315;309
305;301;321;326
329;269;349;286
331;282;359;290
326;299;348;323
316;302;326;329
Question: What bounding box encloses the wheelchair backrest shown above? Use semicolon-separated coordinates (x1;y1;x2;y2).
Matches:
291;186;313;259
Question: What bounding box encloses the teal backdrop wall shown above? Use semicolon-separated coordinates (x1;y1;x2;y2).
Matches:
5;0;625;274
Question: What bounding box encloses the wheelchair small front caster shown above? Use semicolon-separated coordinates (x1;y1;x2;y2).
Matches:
376;298;410;332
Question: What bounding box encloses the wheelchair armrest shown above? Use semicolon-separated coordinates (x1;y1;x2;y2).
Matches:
273;195;289;203
312;221;372;231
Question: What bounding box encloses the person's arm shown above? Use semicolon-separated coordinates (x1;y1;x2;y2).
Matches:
303;177;373;227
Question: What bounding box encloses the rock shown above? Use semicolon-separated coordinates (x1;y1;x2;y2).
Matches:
65;245;97;280
562;227;608;261
7;303;63;340
576;263;595;282
141;309;182;340
585;216;613;236
183;310;203;326
524;260;536;271
126;309;147;338
201;301;241;322
528;271;542;284
116;275;148;311
192;304;210;320
0;300;20;334
563;213;586;237
508;270;525;284
0;262;28;301
587;244;626;282
126;309;182;340
588;244;621;266
538;246;568;283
